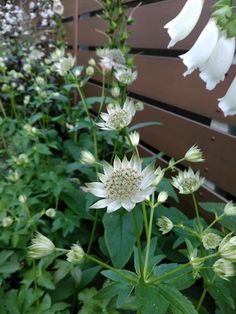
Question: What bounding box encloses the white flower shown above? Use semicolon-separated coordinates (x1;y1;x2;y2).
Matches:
81;150;96;165
157;216;173;234
97;99;136;131
55;55;76;76
199;32;235;90
164;0;204;48
184;144;204;162
213;258;235;280
202;232;222;250
18;195;27;203
180;19;219;76
219;234;236;261
51;48;65;62
218;76;236;116
157;191;168;203
29;49;44;61
45;208;56;218
96;48;125;71
53;0;64;15
28;232;55;259
87;155;156;213
66;244;84;263
126;131;140;147
172;168;204;194
114;66;137;85
2;216;13;227
224;201;236;216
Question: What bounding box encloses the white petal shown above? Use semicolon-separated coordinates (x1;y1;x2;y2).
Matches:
218;76;236;116
98;173;107;183
103;161;114;176
130;155;141;172
113;156;122;170
132;187;154;202
164;0;204;48
180;19;219;76
121;156;129;168
90;199;112;209
121;200;135;211
107;200;122;213
87;182;107;197
199;33;235;90
140;172;156;189
141;162;155;178
100;113;109;121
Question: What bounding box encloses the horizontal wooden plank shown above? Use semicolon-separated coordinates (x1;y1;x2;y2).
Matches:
84;83;236;197
62;0;76;18
64;21;75;47
78;0;133;14
78;0;214;50
77;51;236;126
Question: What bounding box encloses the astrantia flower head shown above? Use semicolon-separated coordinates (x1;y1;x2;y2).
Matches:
213;258;235;280
157;216;173;234
55;54;76;76
87;155;156;213
172;168;204;194
66;244;84;263
97;99;136;131
218;234;236;262
29;49;44;61
224;201;236;216
202;232;222;250
96;48;125;71
114;66;137;85
28;232;55;259
184;144;204;162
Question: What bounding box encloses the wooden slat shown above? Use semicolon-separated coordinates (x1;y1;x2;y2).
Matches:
78;0;214;50
62;0;76;18
78;0;133;15
85;83;236;197
77;51;236;126
64;21;75;47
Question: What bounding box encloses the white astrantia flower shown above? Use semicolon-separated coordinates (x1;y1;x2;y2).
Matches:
80;150;96;165
28;232;55;259
126;131;140;147
53;0;64;15
114;66;138;85
66;244;84;263
202;232;222;250
180;19;219;76
184;144;204;163
97;99;136;131
218;76;236;116
51;48;65;62
29;49;45;61
213;258;235;280
218;234;236;262
96;48;125;71
157;216;173;234
164;0;204;48
172;168;204;194
224;201;236;216
87;155;156;213
55;54;76;76
199;32;235;90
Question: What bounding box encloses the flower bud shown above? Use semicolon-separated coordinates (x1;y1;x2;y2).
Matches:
18;195;27;203
135;101;144;111
202;232;222;250
88;58;96;67
126;131;140;147
66;244;84;263
213;258;235;280
219;234;236;262
184;144;204;162
111;86;120;98
45;208;56;218
157;216;173;234
157;191;168;203
80;150;96;165
153;167;164;186
224;201;236;216
29;232;55;259
2;216;13;227
86;66;94;77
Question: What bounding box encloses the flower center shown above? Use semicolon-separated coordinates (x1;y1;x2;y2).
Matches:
108;110;130;129
105;168;142;201
181;178;198;191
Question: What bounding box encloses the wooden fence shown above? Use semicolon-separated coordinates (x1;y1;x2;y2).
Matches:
62;0;236;209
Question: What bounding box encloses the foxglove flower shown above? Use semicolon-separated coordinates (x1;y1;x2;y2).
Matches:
53;0;64;15
29;233;55;259
213;258;235;280
164;0;204;48
180;19;219;76
218;76;236;116
199;32;235;90
87;155;156;213
172;168;204;194
97;100;136;131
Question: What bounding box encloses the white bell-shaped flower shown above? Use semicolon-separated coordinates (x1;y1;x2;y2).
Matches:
180;19;219;76
164;0;204;48
218;76;236;116
199;32;235;90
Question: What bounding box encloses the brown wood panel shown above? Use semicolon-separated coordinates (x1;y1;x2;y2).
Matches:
77;51;236;126
62;0;76;18
64;21;75;47
84;83;236;197
78;0;133;14
78;0;214;50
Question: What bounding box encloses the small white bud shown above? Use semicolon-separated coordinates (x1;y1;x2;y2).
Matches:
158;191;168;203
185;144;204;163
111;86;120;98
202;232;222;250
66;244;84;263
29;232;55;259
86;66;95;76
80;150;96;165
126;131;140;147
157;216;173;234
153;167;164;186
18;195;27;204
213;258;235;280
224;201;236;216
88;58;96;67
45;208;56;218
2;216;13;227
135;101;144;111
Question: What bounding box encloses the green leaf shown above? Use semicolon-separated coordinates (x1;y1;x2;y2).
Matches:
136;283;169;314
101;269;138;283
157;178;179;202
129;121;162;132
103;210;142;268
158;284;197;314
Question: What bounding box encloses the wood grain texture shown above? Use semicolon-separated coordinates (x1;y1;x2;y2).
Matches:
78;0;133;14
62;0;76;18
77;51;236;126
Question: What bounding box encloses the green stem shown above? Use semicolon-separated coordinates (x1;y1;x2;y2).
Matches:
204;214;224;233
85;254;137;284
143;196;156;281
196;287;207;311
142;202;149;240
132;208;143;277
33;260;40;308
87;209;99;254
0;99;7;119
110;133;120;163
10;94;17;119
191;193;201;234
